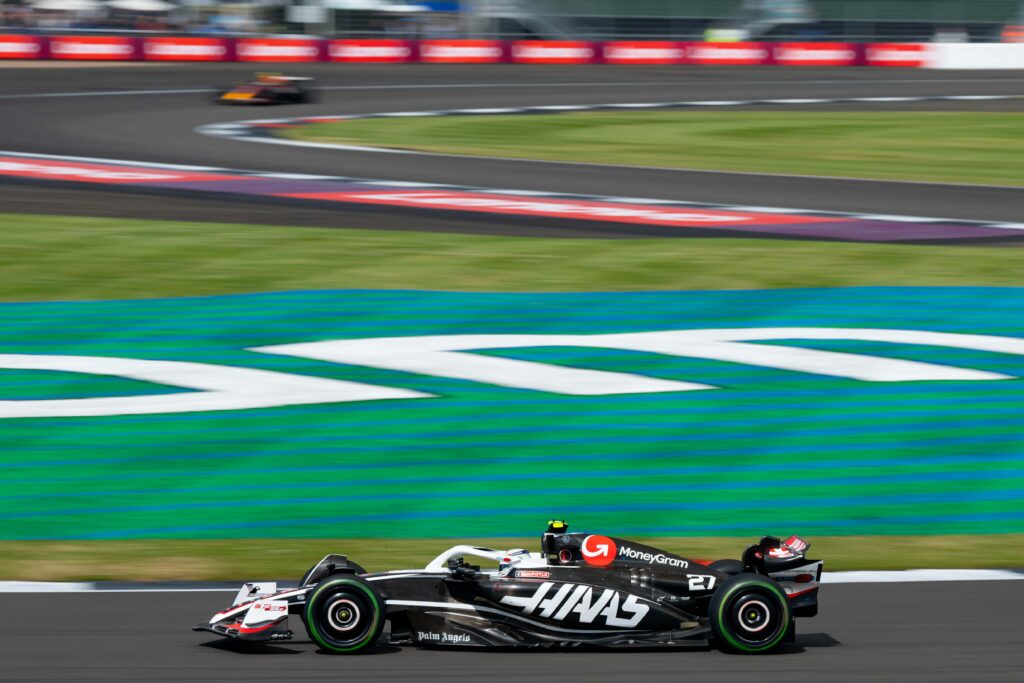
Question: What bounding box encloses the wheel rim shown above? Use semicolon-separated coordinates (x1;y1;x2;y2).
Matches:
327;598;361;632
736;599;771;633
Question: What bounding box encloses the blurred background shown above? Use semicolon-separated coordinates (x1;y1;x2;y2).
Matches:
2;0;1024;43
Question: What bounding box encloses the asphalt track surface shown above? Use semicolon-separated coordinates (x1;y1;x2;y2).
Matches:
1;63;1023;235
3;582;1023;682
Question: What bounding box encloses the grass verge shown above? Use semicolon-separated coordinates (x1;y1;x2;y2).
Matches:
283;111;1024;186
2;213;1024;301
3;536;1021;581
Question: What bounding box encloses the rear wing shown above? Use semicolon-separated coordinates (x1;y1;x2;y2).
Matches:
742;535;813;573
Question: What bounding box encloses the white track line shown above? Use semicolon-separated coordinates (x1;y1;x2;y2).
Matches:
821;569;1024;583
2;569;1021;592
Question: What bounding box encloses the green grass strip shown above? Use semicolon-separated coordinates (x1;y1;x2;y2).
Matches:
3;213;1024;301
2;536;1022;581
283;111;1024;186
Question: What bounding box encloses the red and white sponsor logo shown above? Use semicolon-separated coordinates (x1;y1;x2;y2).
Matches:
511;41;594;64
515;570;551;579
50;36;135;60
236;39;321;63
281;190;836;229
0;35;42;59
328;39;412;63
581;535;617;567
865;43;926;67
602;41;685;65
773;42;858;66
143;37;228;62
420;40;503;64
0;156;236;184
686;42;770;65
253;602;287;612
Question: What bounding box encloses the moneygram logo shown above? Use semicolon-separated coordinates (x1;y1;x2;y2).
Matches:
581;535;617;567
618;545;689;569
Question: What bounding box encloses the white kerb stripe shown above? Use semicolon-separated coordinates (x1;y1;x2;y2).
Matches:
822;569;1024;584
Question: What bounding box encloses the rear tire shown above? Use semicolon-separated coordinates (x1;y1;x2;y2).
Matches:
304;576;384;654
709;574;791;654
295;84;317;104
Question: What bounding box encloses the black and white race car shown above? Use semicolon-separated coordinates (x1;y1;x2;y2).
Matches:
194;521;821;654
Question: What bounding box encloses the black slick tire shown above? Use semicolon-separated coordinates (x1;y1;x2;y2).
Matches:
304;576;384;654
709;573;791;654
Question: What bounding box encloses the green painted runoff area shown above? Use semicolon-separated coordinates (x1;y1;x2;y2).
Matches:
283;111;1024;186
1;214;1022;577
1;288;1022;543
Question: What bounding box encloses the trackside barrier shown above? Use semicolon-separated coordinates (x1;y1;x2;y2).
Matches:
685;42;772;65
50;35;138;61
510;40;597;64
328;39;415;63
0;34;45;59
602;41;686;65
420;39;504;63
2;36;1022;68
143;37;231;62
235;37;324;63
772;42;860;67
865;43;928;67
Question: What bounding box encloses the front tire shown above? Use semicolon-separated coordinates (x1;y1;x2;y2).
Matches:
709;574;791;654
304;576;384;654
208;87;229;104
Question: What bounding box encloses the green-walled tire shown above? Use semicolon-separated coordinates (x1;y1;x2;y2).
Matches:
709;574;791;654
304;576;384;654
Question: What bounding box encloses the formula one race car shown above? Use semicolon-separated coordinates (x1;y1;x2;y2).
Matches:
194;522;822;654
212;73;316;105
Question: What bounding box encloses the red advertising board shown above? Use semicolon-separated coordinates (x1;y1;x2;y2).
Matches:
773;42;858;66
143;37;229;62
511;41;595;64
328;39;413;63
420;40;504;64
602;41;685;65
50;36;136;61
865;43;927;67
0;35;44;59
236;38;322;63
685;42;770;66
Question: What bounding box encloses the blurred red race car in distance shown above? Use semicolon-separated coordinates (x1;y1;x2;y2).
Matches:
212;73;316;105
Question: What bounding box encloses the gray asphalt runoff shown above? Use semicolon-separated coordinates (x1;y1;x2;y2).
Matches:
0;63;1022;235
2;582;1023;682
